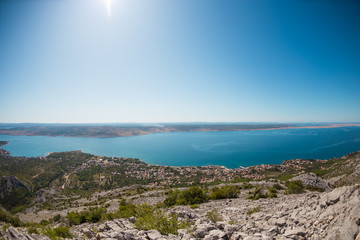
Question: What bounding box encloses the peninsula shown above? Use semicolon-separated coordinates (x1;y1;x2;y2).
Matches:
0;123;359;138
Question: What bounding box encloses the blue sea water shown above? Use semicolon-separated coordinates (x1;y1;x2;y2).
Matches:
0;127;360;169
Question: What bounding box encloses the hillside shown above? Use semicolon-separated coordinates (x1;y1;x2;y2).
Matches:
1;146;360;239
1;142;360;212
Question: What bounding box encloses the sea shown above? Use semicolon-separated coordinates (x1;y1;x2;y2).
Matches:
0;127;360;169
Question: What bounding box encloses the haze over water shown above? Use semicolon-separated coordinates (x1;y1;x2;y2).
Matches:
1;127;359;169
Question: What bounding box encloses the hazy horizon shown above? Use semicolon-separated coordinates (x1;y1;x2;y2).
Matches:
1;0;359;123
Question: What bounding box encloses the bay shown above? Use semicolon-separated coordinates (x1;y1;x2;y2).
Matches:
0;127;360;169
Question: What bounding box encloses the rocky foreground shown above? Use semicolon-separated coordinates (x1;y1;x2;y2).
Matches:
2;183;360;240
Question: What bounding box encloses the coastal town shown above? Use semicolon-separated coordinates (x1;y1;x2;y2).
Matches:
56;151;320;187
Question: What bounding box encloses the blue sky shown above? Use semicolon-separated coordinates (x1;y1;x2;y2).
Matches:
0;0;359;123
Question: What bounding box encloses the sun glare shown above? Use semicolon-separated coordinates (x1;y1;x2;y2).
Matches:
105;0;112;17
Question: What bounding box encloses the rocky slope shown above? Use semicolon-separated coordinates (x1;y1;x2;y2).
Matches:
2;183;360;240
0;176;29;198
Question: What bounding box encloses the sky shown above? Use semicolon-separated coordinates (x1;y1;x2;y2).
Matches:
0;0;359;123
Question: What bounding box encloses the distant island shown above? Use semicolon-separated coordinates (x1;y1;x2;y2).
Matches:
0;123;359;138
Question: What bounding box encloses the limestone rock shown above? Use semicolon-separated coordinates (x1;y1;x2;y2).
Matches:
292;173;331;191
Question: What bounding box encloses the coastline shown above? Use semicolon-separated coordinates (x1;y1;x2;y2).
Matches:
0;123;359;138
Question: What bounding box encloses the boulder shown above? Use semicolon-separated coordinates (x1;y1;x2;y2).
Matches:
6;227;32;240
275;218;287;227
82;227;95;238
284;227;306;239
146;229;163;240
204;229;227;240
194;224;216;238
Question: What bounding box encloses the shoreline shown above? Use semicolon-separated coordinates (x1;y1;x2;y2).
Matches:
0;123;359;138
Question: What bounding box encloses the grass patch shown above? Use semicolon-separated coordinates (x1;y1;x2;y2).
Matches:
247;206;260;215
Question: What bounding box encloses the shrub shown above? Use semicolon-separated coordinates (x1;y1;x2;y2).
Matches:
305;185;325;192
0;208;22;227
40;219;49;226
190;204;199;209
247;206;260;215
285;180;304;194
2;224;10;232
228;220;237;225
273;183;284;190
164;187;207;206
247;187;267;200
135;210;187;235
52;214;61;222
268;187;278;198
269;192;277;198
42;226;73;240
118;199;136;218
66;207;107;226
116;200;191;235
54;226;73;239
206;209;223;223
209;185;240;200
27;226;39;234
181;186;207;205
241;183;253;189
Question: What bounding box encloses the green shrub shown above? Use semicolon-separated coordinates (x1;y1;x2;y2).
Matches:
305;185;325;192
206;209;223;223
273;183;284;190
0;208;22;227
27;226;39;234
241;183;253;189
269;192;277;198
190;204;199;209
40;219;50;226
164;187;207;206
52;214;61;222
135;210;182;235
115;200;191;235
2;224;10;232
54;226;73;239
66;207;107;226
42;226;73;240
228;220;237;225
209;185;240;200
285;180;304;194
181;186;207;205
118;199;137;218
268;187;278;198
247;187;267;200
247;206;260;215
268;187;277;193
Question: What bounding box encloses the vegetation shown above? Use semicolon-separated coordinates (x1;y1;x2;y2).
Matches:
206;209;223;223
190;204;199;209
66;207;107;226
305;185;325;192
117;199;191;235
1;144;360;215
247;187;267;200
164;186;207;206
27;226;39;234
285;180;305;194
247;206;261;215
0;208;22;227
209;185;240;200
42;226;73;240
